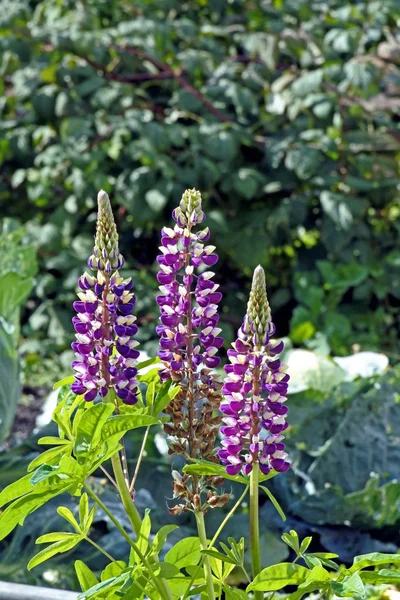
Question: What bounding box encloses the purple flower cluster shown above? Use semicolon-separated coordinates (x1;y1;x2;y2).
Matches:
156;189;223;380
71;191;139;404
218;266;290;476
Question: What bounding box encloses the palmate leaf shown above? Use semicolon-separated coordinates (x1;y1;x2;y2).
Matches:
247;563;309;592
0;478;78;542
28;534;83;570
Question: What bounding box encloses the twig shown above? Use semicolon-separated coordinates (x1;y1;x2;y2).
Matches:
100;465;118;489
129;425;150;494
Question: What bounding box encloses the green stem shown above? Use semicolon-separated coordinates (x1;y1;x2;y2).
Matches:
110;454;173;600
182;485;249;600
250;463;262;600
111;452;142;535
83;483;172;600
84;535;116;563
195;511;215;600
209;486;249;549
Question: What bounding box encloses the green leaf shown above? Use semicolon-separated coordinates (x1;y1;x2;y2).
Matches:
0;477;76;541
281;530;300;554
79;493;89;528
74;403;115;458
53;376;75;390
165;537;201;569
28;534;83;570
183;460;248;484
331;573;365;597
0;317;20;441
247;563;309;592
38;436;71;446
101;560;126;581
100;413;162;442
36;532;80;544
361;569;400;585
154;385;180;416
0;473;35;508
151;524;179;555
137;510;151;555
349;552;400;573
77;573;129;600
57;506;81;531
260;485;286;521
146;380;156;408
75;560;99;592
28;445;71;472
155;562;180;578
136;357;162;371
202;549;239;565
299;536;312;554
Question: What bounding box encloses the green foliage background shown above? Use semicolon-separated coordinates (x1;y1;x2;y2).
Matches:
1;0;400;370
1;0;400;589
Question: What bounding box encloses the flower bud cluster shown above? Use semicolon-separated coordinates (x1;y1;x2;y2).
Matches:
218;266;290;476
71;191;139;404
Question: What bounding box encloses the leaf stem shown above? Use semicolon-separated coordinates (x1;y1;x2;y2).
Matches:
83;483;172;600
129;425;150;494
195;511;215;600
84;535;116;563
250;463;262;600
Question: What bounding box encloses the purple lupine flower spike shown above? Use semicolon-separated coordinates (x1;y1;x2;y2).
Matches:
218;265;290;477
71;190;139;404
156;189;223;383
156;190;226;512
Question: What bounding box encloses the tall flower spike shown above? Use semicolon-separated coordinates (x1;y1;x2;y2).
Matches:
156;189;225;512
219;265;290;477
71;190;139;404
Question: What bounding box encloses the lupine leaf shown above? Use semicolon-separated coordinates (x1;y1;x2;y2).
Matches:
77;573;129;599
36;532;80;543
164;537;201;569
260;485;286;521
28;445;71;472
57;506;81;531
100;414;162;442
349;552;400;572
153;385;180;416
0;473;35;508
74;402;115;458
0;480;77;542
38;436;71;446
331;573;365;597
28;534;83;570
53;376;75;390
183;460;248;484
151;524;179;555
75;560;99;592
247;563;309;592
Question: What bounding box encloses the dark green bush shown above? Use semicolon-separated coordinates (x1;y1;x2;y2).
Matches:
1;0;399;365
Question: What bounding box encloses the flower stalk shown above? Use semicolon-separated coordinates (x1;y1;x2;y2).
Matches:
250;463;262;599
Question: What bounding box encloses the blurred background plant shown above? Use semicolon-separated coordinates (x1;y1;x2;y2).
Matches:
0;0;400;593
